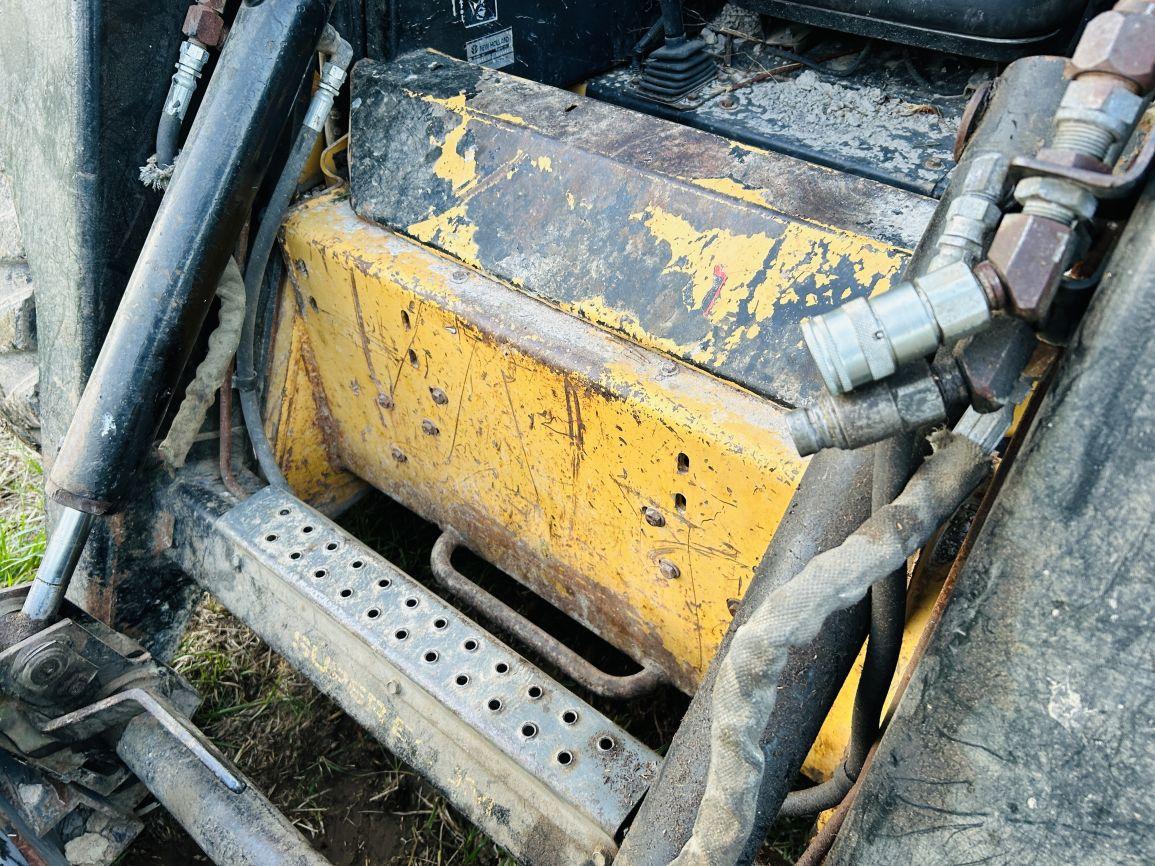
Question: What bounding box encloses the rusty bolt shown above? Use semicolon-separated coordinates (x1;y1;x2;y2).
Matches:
642;506;665;527
1034;147;1109;172
385;681;401;695
429;387;449;405
658;559;681;580
954;316;1037;412
1070;10;1155;92
421;419;440;436
376;393;394;409
182;4;226;48
985;213;1074;322
391;446;408;463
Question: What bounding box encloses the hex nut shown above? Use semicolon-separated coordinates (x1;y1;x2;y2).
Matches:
955;316;1037;412
986;213;1074;322
1057;76;1145;140
1070;10;1155;91
182;4;226;47
957;152;1008;196
945;193;1001;225
1013;177;1098;223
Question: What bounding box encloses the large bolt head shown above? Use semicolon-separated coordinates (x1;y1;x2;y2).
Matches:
182;5;226;47
1071;10;1155;91
986;213;1073;322
955;316;1037;412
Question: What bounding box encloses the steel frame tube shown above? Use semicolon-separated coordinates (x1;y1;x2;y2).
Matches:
117;714;331;866
47;0;331;516
20;509;94;622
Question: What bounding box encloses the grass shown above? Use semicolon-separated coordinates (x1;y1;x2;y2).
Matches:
0;428;45;586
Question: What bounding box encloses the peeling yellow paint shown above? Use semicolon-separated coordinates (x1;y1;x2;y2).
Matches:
277;193;809;691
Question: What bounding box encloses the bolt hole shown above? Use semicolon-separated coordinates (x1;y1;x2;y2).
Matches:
464;639;479;652
366;608;381;619
289;552;302;561
564;103;577;112
557;751;574;765
455;674;470;686
527;685;543;700
265;534;278;542
408;348;419;368
433;618;448;630
401;310;411;329
674;493;687;514
404;597;419;609
597;736;615;752
278;508;290;516
521;723;538;739
561;710;579;725
495;662;509;674
314;569;328;579
352;560;364;569
325;542;338;551
302;526;314;534
487;698;502;711
395;629;409;640
377;578;391;588
677;452;690;473
424;650;439;663
339;587;352;598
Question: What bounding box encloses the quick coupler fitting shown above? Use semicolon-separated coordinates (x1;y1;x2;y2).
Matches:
787;359;968;456
801;261;997;396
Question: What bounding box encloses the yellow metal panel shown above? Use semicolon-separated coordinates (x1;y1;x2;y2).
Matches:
276;192;809;692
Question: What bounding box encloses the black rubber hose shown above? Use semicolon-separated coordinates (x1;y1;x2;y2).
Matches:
155;111;182;170
779;432;916;817
235;120;319;490
658;0;686;40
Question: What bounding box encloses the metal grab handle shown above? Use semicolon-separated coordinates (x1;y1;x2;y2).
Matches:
430;530;664;700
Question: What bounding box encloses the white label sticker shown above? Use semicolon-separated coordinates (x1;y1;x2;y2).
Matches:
466;28;515;70
463;0;498;28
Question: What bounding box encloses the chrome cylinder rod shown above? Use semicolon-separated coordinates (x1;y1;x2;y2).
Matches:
21;507;95;622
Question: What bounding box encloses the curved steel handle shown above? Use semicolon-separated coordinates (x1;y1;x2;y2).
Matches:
430;530;664;700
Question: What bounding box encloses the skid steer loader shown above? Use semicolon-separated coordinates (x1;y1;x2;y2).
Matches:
0;0;1151;863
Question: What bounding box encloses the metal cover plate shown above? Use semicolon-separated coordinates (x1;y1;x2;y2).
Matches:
221;486;659;835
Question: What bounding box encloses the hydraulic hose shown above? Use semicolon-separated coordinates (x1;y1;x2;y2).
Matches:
779;432;916;818
236;24;351;490
671;426;994;866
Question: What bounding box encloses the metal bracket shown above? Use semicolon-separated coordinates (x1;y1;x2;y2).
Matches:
431;530;665;700
1011;109;1155;199
40;688;244;794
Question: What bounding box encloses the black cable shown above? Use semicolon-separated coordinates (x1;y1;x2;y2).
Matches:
760;42;873;79
235;120;319;489
779;432;917;817
902;51;970;100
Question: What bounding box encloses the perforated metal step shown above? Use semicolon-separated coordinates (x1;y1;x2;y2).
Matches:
174;483;660;864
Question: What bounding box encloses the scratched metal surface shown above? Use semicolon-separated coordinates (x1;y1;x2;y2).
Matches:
348;51;937;408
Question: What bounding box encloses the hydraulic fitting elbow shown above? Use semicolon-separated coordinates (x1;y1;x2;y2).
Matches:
801;261;998;396
305;25;353;133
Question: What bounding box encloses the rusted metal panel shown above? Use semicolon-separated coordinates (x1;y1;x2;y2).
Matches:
277;193;809;692
348;51;936;407
164;479;657;866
